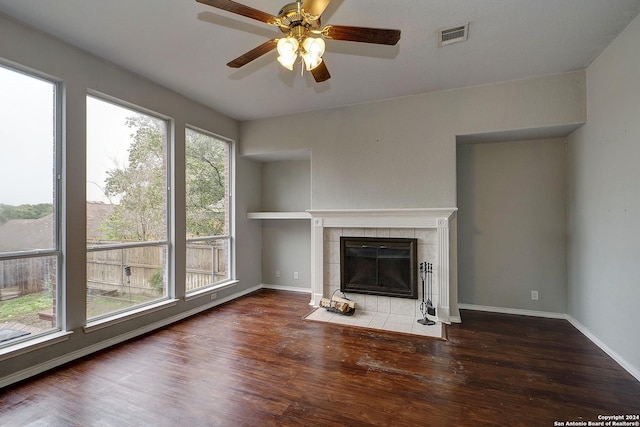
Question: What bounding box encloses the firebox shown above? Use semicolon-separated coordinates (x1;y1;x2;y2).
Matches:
340;236;418;299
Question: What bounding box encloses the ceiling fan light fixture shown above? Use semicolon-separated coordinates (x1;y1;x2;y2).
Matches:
302;37;325;57
301;52;323;71
277;37;299;57
276;36;299;70
277;53;297;70
301;37;325;70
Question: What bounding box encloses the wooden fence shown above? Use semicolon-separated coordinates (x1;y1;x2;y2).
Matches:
0;240;228;299
186;241;228;291
0;257;56;300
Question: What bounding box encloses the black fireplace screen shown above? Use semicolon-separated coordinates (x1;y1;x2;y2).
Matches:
340;236;418;299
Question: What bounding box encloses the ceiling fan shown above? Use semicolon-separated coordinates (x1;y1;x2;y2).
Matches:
196;0;401;82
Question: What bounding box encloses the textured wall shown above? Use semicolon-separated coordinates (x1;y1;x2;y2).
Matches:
567;14;640;377
241;72;585;209
457;138;567;313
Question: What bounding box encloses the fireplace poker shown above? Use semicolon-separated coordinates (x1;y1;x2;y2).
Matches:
418;261;435;325
426;263;436;317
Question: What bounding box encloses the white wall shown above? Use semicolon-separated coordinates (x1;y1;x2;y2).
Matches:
567;14;640;376
457;138;567;313
241;72;585;210
261;160;310;211
0;13;262;382
240;71;586;326
261;219;311;289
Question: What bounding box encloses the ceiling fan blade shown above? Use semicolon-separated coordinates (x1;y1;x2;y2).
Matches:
196;0;278;25
227;39;278;68
301;0;332;18
311;60;331;83
323;25;401;45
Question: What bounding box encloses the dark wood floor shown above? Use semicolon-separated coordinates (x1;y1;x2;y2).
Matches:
1;289;638;426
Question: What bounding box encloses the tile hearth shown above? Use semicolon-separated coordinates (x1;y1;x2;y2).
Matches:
305;307;444;339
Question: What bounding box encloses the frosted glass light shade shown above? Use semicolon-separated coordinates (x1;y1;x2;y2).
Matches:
301;37;325;71
277;54;297;70
302;37;325;58
277;37;299;57
277;37;299;70
301;53;322;71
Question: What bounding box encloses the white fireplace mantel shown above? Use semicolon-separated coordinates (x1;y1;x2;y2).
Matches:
307;208;457;324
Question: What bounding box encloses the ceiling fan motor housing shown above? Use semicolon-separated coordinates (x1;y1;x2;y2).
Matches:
278;2;321;34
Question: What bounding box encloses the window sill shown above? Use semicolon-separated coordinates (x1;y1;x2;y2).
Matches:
0;330;73;362
84;298;179;333
184;279;239;301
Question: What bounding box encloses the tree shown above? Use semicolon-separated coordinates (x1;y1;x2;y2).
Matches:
185;129;228;237
0;203;53;225
102;115;166;241
100;117;228;241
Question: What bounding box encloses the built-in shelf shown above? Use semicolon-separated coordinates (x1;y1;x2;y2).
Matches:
247;211;311;220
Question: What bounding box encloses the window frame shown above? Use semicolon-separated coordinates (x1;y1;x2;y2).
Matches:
0;61;63;347
85;92;174;323
184;125;235;297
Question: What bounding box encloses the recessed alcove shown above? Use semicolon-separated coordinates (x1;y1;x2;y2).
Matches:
246;154;312;291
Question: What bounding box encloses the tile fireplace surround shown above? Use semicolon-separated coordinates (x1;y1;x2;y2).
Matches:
308;208;459;325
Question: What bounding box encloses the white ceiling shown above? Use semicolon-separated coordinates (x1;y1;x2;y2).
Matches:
1;0;639;122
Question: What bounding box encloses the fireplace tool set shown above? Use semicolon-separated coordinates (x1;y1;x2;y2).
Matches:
418;262;436;325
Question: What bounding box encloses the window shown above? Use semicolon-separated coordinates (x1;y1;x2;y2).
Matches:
185;127;231;293
0;64;60;346
86;95;170;320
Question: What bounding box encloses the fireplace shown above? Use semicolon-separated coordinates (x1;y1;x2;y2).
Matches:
340;237;418;299
308;208;458;324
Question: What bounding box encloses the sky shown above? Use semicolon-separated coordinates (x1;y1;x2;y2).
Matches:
0;64;136;206
0;65;56;205
86;96;136;203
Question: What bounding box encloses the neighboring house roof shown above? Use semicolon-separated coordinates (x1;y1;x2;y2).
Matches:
0;202;114;252
0;215;54;252
86;201;114;241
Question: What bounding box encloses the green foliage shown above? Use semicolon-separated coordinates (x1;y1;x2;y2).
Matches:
86;294;152;319
149;269;164;293
185;129;228;237
0;291;52;323
0;203;53;225
99;116;228;242
103;115;167;241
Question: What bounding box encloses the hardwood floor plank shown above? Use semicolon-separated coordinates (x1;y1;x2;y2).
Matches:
1;289;638;426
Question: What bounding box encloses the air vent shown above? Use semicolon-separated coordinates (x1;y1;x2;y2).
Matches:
438;23;469;47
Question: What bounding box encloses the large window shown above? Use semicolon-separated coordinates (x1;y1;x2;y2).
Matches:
185;127;231;293
86;95;170;320
0;64;60;346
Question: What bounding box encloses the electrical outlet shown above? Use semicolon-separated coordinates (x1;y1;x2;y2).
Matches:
294;271;299;280
531;290;538;300
210;293;217;300
275;270;280;278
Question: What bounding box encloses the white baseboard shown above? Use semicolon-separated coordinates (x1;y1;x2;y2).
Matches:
0;284;262;389
449;315;462;323
458;303;567;319
458;303;640;383
566;315;640;383
260;284;312;294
